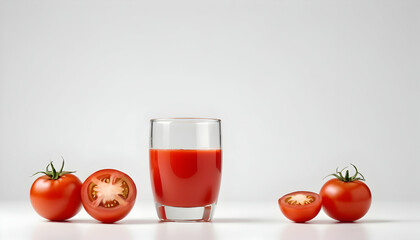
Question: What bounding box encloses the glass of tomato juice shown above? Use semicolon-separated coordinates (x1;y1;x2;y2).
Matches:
150;118;222;222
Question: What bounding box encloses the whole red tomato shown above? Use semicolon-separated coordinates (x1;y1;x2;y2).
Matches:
30;160;82;221
81;169;137;223
320;164;371;222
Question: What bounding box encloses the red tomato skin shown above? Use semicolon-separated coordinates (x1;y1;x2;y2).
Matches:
320;179;371;222
81;169;137;223
278;191;322;223
30;174;82;221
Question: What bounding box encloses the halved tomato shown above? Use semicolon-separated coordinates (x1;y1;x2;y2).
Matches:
81;169;137;223
278;191;322;223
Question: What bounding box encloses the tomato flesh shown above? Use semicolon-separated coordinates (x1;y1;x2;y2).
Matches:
81;169;137;223
285;193;316;205
278;191;322;223
88;174;129;208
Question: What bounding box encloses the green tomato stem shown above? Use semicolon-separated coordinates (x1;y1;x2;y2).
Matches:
31;158;76;179
324;164;366;182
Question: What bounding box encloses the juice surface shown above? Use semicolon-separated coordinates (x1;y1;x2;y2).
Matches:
150;149;222;207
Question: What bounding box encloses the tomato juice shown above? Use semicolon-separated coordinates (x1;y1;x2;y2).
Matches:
150;149;222;207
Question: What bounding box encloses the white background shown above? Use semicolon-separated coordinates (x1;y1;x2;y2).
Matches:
0;0;419;206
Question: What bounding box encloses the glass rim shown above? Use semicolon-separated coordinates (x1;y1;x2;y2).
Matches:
150;117;221;122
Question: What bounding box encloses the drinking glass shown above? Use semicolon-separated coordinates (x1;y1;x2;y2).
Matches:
150;118;222;222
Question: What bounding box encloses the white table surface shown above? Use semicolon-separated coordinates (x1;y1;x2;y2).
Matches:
1;201;419;240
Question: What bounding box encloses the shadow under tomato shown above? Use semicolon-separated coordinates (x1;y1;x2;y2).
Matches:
66;218;159;225
355;219;413;224
280;222;320;240
65;219;103;224
83;221;133;240
323;222;368;240
32;221;82;240
309;219;402;225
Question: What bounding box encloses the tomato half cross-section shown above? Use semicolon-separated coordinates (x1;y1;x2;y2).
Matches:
81;169;137;223
278;191;322;223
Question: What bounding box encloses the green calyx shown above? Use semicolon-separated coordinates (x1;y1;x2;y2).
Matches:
32;157;76;180
324;163;366;182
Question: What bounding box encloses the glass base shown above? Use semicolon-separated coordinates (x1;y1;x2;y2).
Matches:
155;202;216;222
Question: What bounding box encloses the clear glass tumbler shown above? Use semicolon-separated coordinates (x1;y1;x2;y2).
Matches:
150;118;222;222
